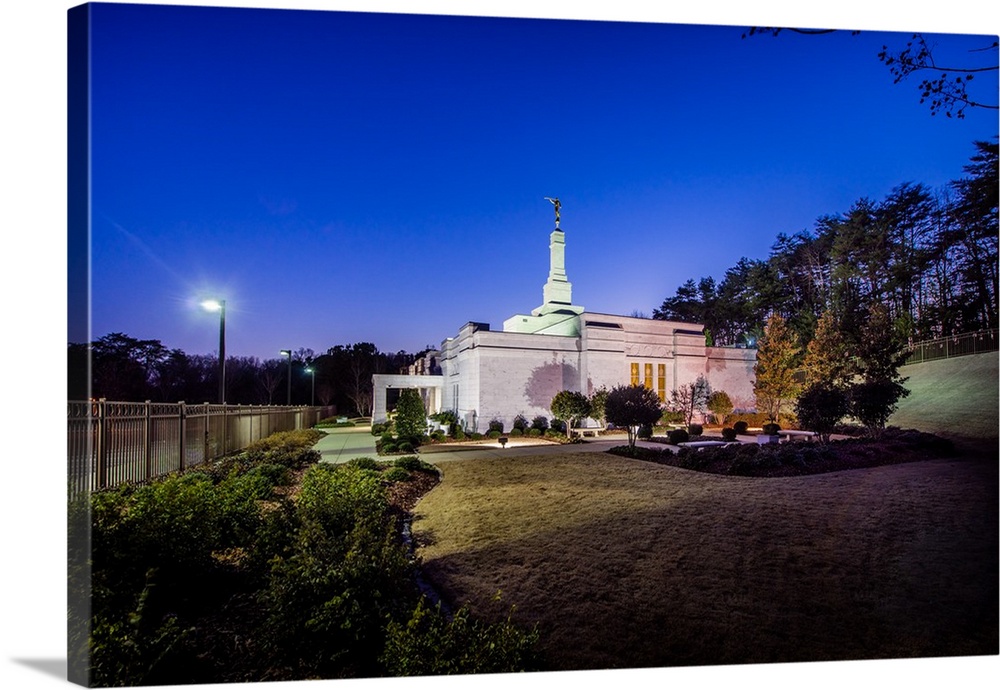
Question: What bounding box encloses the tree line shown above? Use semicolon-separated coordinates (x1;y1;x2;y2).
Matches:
68;333;418;415
653;139;998;349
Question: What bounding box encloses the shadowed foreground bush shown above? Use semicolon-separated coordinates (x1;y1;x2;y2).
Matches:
77;430;539;685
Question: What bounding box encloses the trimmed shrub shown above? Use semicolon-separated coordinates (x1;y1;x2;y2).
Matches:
668;428;690;445
393;456;425;472
509;428;523;437
453;428;466;441
382;467;411;483
637;423;653;439
488;418;505;433
687;423;703;437
549;418;567;433
721;427;738;442
733;421;749;434
530;416;549;432
527;428;542;437
762;423;781;436
487;430;502;440
397;441;415;454
511;414;529;432
347;456;381;471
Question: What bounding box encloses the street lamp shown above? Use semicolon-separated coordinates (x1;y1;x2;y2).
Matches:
304;366;316;406
201;299;226;404
280;349;292;405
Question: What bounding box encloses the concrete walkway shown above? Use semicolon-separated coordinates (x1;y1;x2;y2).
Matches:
312;425;379;464
311;425;832;465
311;425;646;464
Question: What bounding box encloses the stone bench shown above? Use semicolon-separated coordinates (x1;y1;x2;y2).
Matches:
677;440;731;449
778;430;817;442
569;426;606;438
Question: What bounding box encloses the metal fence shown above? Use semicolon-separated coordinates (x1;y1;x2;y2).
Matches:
905;329;998;365
68;400;337;496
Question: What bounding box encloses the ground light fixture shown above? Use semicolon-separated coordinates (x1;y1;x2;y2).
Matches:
201;299;226;404
280;349;293;405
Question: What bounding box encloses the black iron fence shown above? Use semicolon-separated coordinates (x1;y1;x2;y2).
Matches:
905;329;998;365
67;400;336;496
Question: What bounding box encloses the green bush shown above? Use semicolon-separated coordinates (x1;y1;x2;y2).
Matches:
509;428;523;437
260;464;413;675
668;428;689;445
762;423;781;435
637;423;653;439
549;418;567;433
395;389;427;440
398;441;415;454
383;466;411;483
393;455;425;472
511;414;529;432
468;432;483;441
381;598;540;676
687;423;703;436
527;428;542;437
453;428;466;441
733;421;749;434
530;416;549;431
488;418;505;433
346;456;381;471
487;430;502;440
721;427;738;442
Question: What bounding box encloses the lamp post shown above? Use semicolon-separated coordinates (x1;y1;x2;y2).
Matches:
280;349;293;405
201;299;226;404
304;366;316;406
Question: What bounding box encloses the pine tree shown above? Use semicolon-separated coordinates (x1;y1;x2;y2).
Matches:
802;311;854;389
849;304;911;437
753;314;802;423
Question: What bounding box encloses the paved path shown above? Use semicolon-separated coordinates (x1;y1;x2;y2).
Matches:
312;425;831;465
312;425;379;464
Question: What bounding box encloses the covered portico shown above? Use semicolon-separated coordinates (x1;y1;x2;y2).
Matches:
371;373;445;423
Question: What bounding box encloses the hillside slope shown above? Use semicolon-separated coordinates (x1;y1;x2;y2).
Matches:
891;352;998;441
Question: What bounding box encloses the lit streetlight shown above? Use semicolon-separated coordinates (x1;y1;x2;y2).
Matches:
304;365;316;406
201;299;226;404
280;349;293;405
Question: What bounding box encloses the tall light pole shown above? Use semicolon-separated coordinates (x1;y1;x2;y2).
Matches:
280;349;292;405
201;299;226;404
304;366;316;406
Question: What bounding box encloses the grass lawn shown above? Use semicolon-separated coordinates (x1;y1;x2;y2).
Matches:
411;449;998;671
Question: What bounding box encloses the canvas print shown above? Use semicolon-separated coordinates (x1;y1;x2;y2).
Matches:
67;2;998;687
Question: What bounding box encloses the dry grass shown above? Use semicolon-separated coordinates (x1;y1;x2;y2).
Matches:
412;451;998;671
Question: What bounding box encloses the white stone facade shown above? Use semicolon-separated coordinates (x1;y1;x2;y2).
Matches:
371;218;757;429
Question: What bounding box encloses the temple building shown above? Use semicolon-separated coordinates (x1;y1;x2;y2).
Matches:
373;204;757;430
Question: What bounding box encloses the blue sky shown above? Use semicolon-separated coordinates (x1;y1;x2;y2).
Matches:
79;2;998;361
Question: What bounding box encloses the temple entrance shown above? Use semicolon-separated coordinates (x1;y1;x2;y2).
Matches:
371;374;445;423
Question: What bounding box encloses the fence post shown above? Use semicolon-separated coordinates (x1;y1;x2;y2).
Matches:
179;401;187;472
204;403;211;463
96;398;108;491
144;400;153;482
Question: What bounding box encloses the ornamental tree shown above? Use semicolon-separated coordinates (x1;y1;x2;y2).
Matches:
669;375;711;426
706;390;734;426
394;388;427;440
550;390;592;429
604;384;663;453
794;383;851;443
803;311;854;389
849;304;911;437
753;314;802;422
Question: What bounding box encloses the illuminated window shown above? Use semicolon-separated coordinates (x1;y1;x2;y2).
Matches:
657;364;666;401
630;362;639;386
644;363;653;390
